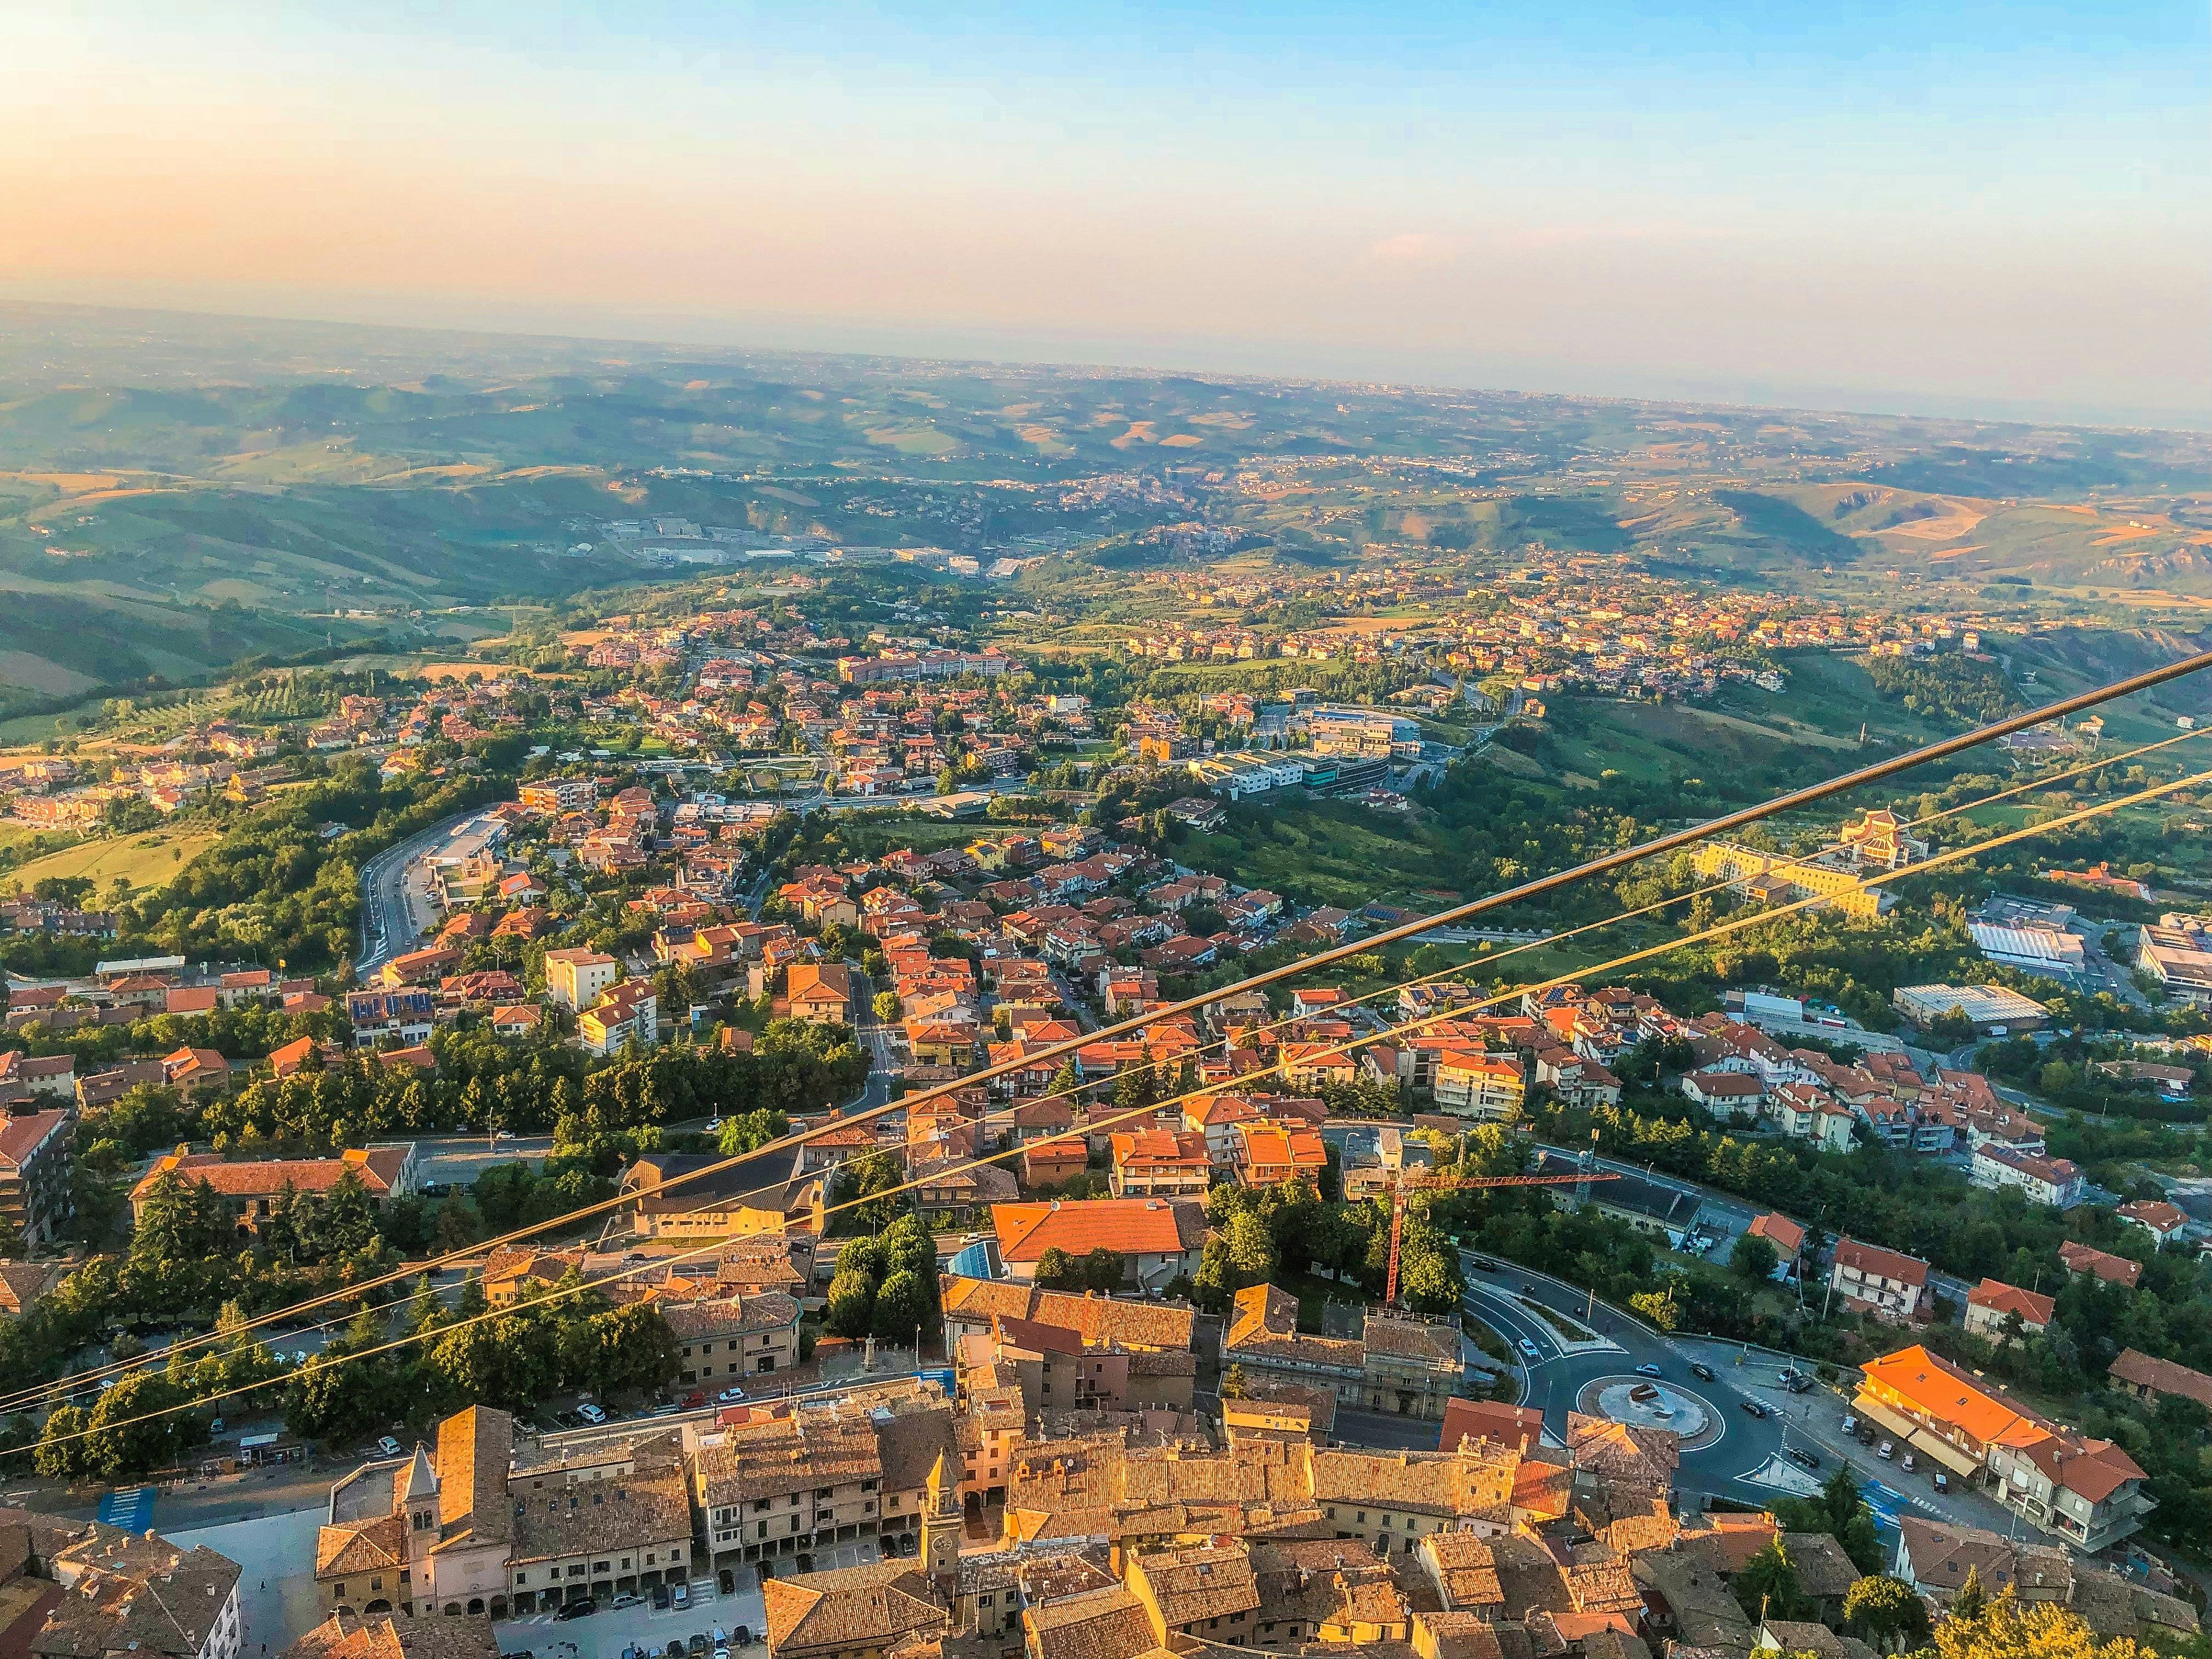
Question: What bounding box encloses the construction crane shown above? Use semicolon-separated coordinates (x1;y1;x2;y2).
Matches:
1383;1166;1619;1306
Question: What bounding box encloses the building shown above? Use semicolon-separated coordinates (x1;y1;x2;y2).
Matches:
520;778;597;814
1107;1130;1211;1199
578;982;658;1056
763;1559;951;1659
1431;1051;1526;1121
1892;983;2050;1034
2136;916;2212;1004
130;1144;418;1235
281;1613;498;1659
544;949;619;1012
346;989;435;1048
2059;1240;2142;1288
665;1294;802;1386
2116;1199;2190;1249
990;1199;1207;1291
1855;1345;2152;1551
318;1408;693;1620
2108;1348;2212;1413
1970;1145;2084;1209
689;1385;961;1571
1837;808;1928;871
1827;1238;1929;1323
1892;1516;2197;1642
24;1521;242;1659
1969;923;2087;979
1963;1279;2055;1340
620;1148;825;1240
282;1615;498;1659
1689;841;1890;922
0;1108;76;1250
785;963;853;1025
1219;1284;1463;1420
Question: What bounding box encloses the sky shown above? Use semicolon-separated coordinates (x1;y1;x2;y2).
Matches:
3;1;2208;426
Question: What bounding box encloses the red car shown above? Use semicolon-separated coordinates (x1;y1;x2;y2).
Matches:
681;1391;706;1408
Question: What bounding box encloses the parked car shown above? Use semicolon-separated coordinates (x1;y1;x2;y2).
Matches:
578;1403;607;1425
715;1387;747;1404
1470;1257;1501;1272
1839;1414;1858;1437
687;1635;708;1655
375;1436;402;1457
1634;1363;1663;1379
714;1648;729;1659
1740;1400;1769;1419
555;1410;583;1429
554;1600;595;1622
1517;1339;1542;1361
1779;1369;1814;1393
613;1594;644;1610
733;1632;751;1649
672;1585;691;1611
1877;1440;1895;1460
208;1418;224;1436
651;1404;680;1417
1933;1471;1950;1494
652;1588;671;1612
1855;1424;1878;1446
1901;1452;1917;1474
682;1392;706;1408
1689;1363;1716;1382
1786;1447;1821;1470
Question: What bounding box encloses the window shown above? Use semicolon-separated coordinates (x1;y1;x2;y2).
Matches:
515;1575;527;1587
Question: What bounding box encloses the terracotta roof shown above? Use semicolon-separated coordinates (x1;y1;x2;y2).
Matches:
763;1560;947;1659
2109;1347;2212;1410
2059;1240;2142;1286
1967;1278;2055;1326
1832;1236;1929;1286
992;1198;1206;1261
941;1278;1197;1350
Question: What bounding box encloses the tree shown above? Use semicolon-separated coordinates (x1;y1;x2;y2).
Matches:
1220;1364;1250;1400
1627;1287;1679;1330
1843;1576;1931;1653
872;990;902;1022
33;1403;87;1481
1070;1248;1121;1291
1730;1232;1779;1281
1733;1538;1806;1623
1928;1592;2144;1659
1033;1247;1081;1290
584;1304;680;1398
871;1268;932;1345
825;1270;877;1339
1950;1566;1988;1623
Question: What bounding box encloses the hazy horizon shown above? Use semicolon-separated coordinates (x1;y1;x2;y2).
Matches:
5;2;2208;429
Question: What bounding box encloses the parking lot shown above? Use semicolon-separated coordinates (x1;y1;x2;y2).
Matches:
493;1543;883;1659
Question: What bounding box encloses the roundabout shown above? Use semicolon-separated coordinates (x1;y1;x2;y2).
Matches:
1576;1374;1727;1451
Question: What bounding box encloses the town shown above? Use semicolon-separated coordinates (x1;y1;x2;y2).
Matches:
0;542;2210;1659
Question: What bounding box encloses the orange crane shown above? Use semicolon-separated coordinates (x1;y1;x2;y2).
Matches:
1383;1167;1618;1306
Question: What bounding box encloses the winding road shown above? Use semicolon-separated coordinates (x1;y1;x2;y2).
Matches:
355;809;486;977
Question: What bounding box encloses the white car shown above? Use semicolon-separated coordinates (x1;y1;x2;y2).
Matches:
715;1386;747;1404
578;1403;607;1425
1517;1339;1542;1361
376;1436;403;1457
704;1118;724;1133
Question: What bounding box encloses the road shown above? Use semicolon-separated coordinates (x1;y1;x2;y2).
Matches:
356;810;487;976
415;1132;556;1188
1460;1254;2022;1533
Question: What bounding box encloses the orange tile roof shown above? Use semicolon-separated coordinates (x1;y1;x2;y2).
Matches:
993;1198;1203;1261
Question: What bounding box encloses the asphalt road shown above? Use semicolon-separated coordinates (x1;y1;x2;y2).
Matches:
356;810;486;975
1460;1255;1830;1510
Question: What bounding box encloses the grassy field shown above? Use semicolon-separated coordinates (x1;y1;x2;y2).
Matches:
1184;797;1453;909
9;827;219;895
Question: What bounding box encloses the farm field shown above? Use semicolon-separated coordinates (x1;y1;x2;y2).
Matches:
9;827;221;894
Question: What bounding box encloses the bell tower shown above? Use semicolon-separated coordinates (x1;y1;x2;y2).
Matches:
921;1448;960;1577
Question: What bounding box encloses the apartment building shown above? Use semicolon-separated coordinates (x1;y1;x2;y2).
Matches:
1432;1051;1526;1121
1856;1346;2153;1551
1827;1238;1929;1323
1970;1144;2084;1208
0;1107;76;1250
990;1199;1207;1291
578;981;658;1056
1107;1130;1211;1198
544;949;619;1012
